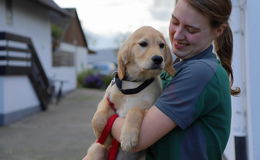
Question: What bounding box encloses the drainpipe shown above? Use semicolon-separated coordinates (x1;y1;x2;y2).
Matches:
231;0;248;160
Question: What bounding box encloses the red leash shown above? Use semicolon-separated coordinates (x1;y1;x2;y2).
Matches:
96;97;120;160
108;135;120;160
96;114;119;144
106;96;116;112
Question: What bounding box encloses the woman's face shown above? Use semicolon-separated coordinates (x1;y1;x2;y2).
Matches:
169;0;218;59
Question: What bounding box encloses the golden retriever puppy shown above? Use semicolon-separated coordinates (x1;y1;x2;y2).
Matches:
85;26;175;160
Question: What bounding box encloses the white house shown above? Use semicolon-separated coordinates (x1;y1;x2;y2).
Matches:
0;0;94;125
51;8;95;94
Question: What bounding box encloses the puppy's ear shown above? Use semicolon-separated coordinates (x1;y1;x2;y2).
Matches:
164;44;176;76
118;55;126;80
117;43;130;80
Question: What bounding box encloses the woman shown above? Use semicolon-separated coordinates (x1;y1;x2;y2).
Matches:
112;0;240;159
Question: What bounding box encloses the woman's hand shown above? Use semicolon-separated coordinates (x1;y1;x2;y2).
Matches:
112;106;176;152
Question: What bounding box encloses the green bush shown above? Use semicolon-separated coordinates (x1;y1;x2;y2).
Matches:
51;24;64;40
102;75;114;87
77;69;95;88
77;69;113;89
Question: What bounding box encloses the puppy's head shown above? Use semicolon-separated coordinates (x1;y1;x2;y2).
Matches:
117;26;175;80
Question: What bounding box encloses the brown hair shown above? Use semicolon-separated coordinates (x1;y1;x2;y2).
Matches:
184;0;240;95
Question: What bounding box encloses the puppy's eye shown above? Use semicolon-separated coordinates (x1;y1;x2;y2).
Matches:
139;41;148;47
159;43;165;49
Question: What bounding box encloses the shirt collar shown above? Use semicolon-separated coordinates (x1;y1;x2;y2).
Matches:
173;45;215;68
183;45;214;61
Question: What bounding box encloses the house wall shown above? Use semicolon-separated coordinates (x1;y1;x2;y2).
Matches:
245;0;260;159
0;77;4;114
225;0;260;160
51;42;84;94
0;1;5;27
0;76;41;125
51;67;76;94
0;0;52;124
3;76;40;113
75;45;89;73
0;76;41;124
224;0;246;159
1;0;52;74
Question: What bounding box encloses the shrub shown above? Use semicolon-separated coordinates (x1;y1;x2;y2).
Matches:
77;69;96;88
77;69;113;89
84;74;103;88
101;75;114;88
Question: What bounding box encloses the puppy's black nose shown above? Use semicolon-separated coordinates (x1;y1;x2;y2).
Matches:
152;55;163;65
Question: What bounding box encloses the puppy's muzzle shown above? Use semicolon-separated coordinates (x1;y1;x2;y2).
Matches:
151;55;163;69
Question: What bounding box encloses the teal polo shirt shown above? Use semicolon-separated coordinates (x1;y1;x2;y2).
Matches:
146;45;231;160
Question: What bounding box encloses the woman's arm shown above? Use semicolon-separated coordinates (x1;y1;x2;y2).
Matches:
111;106;176;152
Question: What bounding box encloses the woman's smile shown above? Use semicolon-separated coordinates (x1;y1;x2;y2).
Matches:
173;41;189;50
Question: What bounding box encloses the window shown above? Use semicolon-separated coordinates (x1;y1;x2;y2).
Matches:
53;50;74;67
5;0;13;25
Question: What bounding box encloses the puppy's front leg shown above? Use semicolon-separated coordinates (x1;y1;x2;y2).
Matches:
120;107;145;152
92;96;115;139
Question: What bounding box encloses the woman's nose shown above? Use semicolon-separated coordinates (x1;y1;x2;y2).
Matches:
173;26;185;40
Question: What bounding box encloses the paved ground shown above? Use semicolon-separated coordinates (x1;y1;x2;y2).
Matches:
0;89;104;160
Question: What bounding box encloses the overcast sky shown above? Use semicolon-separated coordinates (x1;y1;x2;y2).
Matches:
54;0;176;50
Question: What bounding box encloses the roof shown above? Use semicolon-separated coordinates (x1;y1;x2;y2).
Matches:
64;8;95;53
50;8;95;54
33;0;70;17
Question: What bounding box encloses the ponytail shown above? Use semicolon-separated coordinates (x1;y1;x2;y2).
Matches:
214;24;240;96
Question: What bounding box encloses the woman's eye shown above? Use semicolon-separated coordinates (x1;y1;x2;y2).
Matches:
139;41;148;47
171;19;179;25
187;27;199;34
159;43;165;49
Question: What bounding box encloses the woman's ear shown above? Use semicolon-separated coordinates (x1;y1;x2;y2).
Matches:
164;43;176;76
215;23;227;38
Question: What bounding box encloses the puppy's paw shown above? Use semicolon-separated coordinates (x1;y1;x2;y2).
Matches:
120;129;139;152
